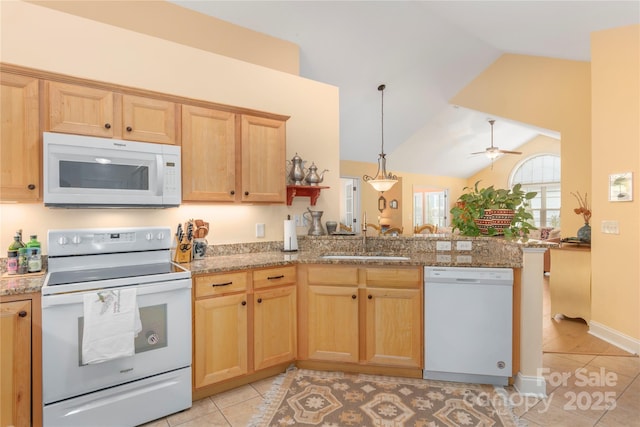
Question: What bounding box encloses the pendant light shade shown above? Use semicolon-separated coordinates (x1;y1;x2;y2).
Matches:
363;84;398;192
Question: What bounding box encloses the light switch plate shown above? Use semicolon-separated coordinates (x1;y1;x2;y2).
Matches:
601;220;619;234
436;241;452;251
436;254;452;263
256;223;265;238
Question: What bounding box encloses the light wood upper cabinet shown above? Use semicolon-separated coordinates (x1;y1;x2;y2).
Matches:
240;115;286;203
122;94;176;144
0;73;41;202
0;299;32;427
181;105;236;201
45;81;177;144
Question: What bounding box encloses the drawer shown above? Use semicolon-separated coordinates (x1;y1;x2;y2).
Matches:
365;267;422;289
306;265;359;285
253;266;296;289
195;271;250;298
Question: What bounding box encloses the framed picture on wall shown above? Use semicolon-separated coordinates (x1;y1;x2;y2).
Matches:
609;172;633;202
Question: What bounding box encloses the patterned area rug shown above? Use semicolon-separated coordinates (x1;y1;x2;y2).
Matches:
251;368;520;426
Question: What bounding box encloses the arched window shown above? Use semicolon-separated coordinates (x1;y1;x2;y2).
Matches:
510;154;561;228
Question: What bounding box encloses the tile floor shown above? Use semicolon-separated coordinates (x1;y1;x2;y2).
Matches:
143;277;640;426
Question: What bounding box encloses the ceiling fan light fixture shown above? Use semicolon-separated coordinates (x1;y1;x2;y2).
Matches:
363;84;398;192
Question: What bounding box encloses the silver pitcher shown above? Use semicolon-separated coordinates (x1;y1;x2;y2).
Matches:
304;208;326;235
304;162;329;186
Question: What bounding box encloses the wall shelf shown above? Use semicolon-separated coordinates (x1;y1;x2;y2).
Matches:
286;185;329;206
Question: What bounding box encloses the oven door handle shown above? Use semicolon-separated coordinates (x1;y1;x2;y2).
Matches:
42;279;191;308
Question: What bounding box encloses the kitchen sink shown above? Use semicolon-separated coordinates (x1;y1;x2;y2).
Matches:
320;255;411;261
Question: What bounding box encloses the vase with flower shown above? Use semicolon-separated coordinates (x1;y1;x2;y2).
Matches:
571;191;591;243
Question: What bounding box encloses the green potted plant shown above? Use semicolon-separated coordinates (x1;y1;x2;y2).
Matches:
450;181;537;239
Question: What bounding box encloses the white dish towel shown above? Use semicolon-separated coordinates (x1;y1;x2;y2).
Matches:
82;288;142;365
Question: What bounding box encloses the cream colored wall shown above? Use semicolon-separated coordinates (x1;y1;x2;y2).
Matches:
451;54;591;236
590;25;639;340
340;160;468;234
26;0;300;75
468;135;561;190
0;1;339;253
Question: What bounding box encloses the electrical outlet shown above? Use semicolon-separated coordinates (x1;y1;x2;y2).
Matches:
436;254;452;263
294;214;303;227
436;241;452;251
256;223;265;238
456;255;472;263
456;241;472;251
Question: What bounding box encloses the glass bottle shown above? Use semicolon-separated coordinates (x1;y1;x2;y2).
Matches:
27;248;42;273
7;251;18;275
18;247;28;274
27;235;40;249
8;233;25;252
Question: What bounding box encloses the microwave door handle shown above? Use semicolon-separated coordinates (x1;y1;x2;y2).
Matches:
156;154;164;195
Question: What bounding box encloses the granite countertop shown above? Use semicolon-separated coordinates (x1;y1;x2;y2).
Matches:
0;235;555;297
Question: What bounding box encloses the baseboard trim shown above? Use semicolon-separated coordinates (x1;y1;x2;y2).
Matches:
513;372;546;397
589;321;640;355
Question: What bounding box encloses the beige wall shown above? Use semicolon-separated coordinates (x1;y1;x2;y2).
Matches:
0;1;340;252
590;25;639;340
26;0;300;75
451;54;591;236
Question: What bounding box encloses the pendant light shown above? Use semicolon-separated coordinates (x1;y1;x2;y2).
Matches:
363;84;398;192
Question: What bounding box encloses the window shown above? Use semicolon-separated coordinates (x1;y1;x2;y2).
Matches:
413;187;448;228
510;155;561;228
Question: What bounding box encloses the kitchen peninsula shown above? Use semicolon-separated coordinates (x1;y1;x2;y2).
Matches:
1;234;551;424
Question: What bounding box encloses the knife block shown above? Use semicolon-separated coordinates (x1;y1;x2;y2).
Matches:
173;236;192;264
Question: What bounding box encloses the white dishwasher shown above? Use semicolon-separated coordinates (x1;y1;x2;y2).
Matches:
424;266;513;385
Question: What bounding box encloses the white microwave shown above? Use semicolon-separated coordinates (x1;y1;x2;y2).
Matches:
43;132;181;208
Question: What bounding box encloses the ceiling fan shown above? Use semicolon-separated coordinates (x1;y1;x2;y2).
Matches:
471;119;522;159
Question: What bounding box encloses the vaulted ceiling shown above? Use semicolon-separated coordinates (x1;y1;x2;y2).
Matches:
171;1;639;178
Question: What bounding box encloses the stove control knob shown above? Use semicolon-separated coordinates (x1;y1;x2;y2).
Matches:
71;235;81;244
145;232;154;241
57;236;69;246
156;232;165;240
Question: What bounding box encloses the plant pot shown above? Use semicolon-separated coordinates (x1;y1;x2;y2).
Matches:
474;216;492;235
490;209;515;235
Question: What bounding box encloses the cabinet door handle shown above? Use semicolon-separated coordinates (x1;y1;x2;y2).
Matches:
368;294;373;299
244;191;249;196
257;298;262;303
351;294;357;300
210;281;233;287
18;310;27;318
104;123;111;129
230;190;235;195
241;301;247;306
126;126;132;132
267;275;284;280
27;184;36;190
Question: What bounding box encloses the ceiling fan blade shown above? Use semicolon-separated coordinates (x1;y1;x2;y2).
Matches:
497;149;522;155
470;151;486;155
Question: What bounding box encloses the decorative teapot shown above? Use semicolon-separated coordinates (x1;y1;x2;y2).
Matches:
304;162;329;186
287;153;307;186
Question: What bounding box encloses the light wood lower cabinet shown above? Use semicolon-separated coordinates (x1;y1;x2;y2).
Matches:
0;293;42;427
193;266;296;396
298;264;423;371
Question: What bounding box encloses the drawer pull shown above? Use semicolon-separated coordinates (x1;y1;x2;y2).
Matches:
368;294;373;299
257;298;263;303
267;275;285;280
104;123;111;129
211;281;233;287
241;301;247;306
352;294;357;300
